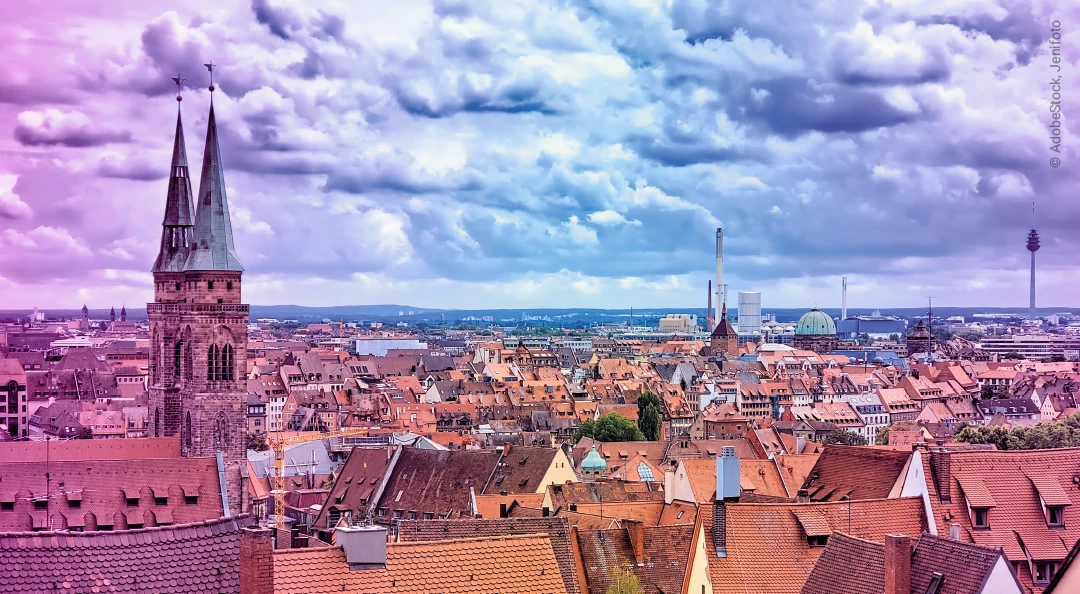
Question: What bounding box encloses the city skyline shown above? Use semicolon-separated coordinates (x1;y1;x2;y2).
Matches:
0;0;1077;310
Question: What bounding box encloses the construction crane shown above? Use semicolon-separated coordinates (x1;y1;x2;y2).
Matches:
269;427;369;531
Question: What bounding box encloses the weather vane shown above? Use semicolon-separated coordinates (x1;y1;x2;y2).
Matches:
204;62;217;93
171;75;185;102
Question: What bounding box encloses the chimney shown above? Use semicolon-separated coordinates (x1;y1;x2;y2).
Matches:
930;449;952;503
713;502;728;557
884;535;912;594
842;277;847;321
796;489;810;503
336;525;388;570
949;523;961;541
716;446;740;502
624;519;646;566
664;468;674;504
240;526;275;594
795;436;806;455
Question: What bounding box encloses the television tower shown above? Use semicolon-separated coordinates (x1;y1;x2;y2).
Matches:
1026;202;1040;320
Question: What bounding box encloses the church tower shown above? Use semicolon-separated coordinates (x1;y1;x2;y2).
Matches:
710;303;738;358
148;76;248;514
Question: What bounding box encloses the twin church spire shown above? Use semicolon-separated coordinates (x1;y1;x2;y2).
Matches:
152;70;243;274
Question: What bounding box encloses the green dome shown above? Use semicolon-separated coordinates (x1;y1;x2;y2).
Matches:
795;309;836;335
581;446;607;470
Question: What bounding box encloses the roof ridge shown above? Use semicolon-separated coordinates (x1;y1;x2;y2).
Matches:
914;532;1000;556
729;496;923;508
0;514;253;544
828;531;886;548
276;532;555;557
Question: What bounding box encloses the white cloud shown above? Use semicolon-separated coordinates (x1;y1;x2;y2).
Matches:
0;174;32;220
588;210;641;226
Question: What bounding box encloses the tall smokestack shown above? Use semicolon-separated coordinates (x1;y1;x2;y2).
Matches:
842;277;847;320
715;227;724;326
707;280;713;331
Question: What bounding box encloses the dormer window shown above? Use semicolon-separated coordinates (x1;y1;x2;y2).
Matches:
1048;506;1064;528
973;508;989;529
807;535;829;547
1035;562;1060;584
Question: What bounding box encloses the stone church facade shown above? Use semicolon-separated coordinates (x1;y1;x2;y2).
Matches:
148;96;249;515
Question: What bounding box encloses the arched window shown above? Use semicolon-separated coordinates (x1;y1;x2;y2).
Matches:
154;408;160;437
208;345;219;381
183;339;193;383
184;412;193;449
214;413;227;451
221;344;234;381
174;341;182;378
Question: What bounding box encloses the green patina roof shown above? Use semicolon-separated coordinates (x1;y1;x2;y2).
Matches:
581;446;608;470
185;102;244;272
795;308;836;335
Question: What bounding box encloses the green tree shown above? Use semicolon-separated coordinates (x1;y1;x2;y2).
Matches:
245;432;269;452
821;429;868;446
606;567;644;594
875;426;890;446
636;391;663;441
954;415;1080;450
573;413;645;444
955;424;1010;450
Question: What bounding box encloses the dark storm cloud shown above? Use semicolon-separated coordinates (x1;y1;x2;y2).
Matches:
251;0;302;40
96;156;166;181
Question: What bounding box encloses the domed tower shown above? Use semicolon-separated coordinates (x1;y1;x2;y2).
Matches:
792;308;838;353
580;445;608;481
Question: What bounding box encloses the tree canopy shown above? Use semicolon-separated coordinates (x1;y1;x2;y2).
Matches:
955;413;1080;450
636;391;663;442
573;412;645;444
821;429;868;446
606;568;644;594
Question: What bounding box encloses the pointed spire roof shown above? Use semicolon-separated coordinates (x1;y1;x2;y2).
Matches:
152;107;197;273
712;303;736;337
185;102;243;272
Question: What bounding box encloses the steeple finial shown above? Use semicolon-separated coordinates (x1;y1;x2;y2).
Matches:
204;62;216;95
171;75;185;103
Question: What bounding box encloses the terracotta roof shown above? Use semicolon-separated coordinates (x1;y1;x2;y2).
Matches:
801;445;909;502
312;447;391;531
0;515;253;593
923;447;1080;590
546;481;664;508
398;517;581;594
704;497;927;594
577;523;695;594
800;532;1016;594
272;533;568;594
0;457;225;532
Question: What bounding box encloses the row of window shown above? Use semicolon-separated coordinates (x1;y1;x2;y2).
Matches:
0;495;198;511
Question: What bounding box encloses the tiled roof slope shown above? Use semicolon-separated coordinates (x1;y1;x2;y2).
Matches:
0;515;253;593
923;447;1080;593
375;448;499;519
485;446;560;493
397;517;581;594
577;523;695;594
0;458;224;532
801;532;1017;594
272;534;568;594
801;445;909;501
799;533;885;594
546;481;665;508
703;497;927;594
312;447;391;532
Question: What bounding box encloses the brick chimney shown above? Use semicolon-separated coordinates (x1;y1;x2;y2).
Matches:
884;535;912;594
712;502;728;557
624;519;646;566
930;449;951;503
240;526;275;594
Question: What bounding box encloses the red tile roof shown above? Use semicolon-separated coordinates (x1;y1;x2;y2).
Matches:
801;445;909;502
704;497;928;594
272;533;568;594
576;523;695;594
0;515;253;593
0;457;225;532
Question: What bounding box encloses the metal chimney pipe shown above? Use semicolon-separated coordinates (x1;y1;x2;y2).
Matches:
842;277;847;320
715;228;724;325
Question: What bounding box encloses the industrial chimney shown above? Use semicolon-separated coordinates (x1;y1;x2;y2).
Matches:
842;277;847;321
715;228;724;325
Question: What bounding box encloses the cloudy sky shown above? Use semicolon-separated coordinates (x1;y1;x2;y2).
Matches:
0;0;1076;310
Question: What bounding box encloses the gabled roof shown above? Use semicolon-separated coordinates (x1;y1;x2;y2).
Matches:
0;516;253;593
398;517;581;594
704;497;927;594
272;534;568;594
801;445;909;502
